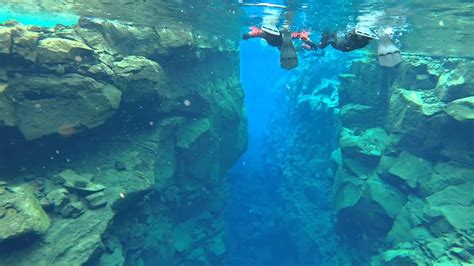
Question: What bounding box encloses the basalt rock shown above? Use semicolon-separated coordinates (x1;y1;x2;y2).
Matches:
4;74;121;140
334;56;474;264
445;96;474;122
0;185;51;244
0;13;245;266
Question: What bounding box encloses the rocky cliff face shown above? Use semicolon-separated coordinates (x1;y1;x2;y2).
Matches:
261;55;348;265
0;16;246;266
334;56;474;264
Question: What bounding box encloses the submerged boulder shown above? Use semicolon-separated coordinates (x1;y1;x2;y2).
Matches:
0;185;51;243
0;27;12;54
11;27;41;62
112;56;167;103
445;96;474;122
387;89;444;137
340;127;388;161
56;169;105;194
176;118;211;149
340;104;380;129
387;151;433;190
4;74;121;139
37;37;94;64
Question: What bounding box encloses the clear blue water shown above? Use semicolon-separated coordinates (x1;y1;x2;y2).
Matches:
0;6;78;27
1;1;473;265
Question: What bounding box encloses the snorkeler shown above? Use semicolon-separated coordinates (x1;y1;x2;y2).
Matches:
318;26;402;67
243;25;318;50
242;24;318;69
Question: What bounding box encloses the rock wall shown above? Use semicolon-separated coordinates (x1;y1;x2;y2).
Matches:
0;17;246;266
262;55;349;265
334;56;474;264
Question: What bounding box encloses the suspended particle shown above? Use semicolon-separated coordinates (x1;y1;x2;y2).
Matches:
58;125;77;137
74;55;83;62
184;99;191;106
119;192;125;199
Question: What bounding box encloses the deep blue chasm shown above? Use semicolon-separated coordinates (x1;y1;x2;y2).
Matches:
224;40;296;266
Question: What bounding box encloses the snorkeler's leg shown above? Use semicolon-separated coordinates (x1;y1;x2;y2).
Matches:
377;34;402;67
318;31;336;49
280;28;298;70
242;26;264;40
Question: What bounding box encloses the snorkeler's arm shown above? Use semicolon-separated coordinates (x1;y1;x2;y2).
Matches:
292;31;318;50
242;26;264;40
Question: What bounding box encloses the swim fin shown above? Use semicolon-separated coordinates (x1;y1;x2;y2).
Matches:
377;34;402;67
280;29;298;70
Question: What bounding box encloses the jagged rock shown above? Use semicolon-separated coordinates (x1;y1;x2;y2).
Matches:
387;151;433;190
172;223;193;252
340;127;388;162
428;205;474;236
114;160;126;171
207;233;225;256
445;96;474;122
426;182;474;209
112;56;167;103
387;89;444;138
0;206;115;265
4;74;121;139
367;175;406;218
0;95;15;127
396;61;439;91
85;192;107;209
98;235;126;266
419;161;474;196
386;197;427;244
0;16;246;266
336;54;474;265
0;27;12;54
381;249;421;266
0;185;50;243
436;61;474;102
440;140;474;166
37;37;94;64
338;60;382;106
45;188;69;211
333;174;364;212
449;247;472;262
60;201;85;218
11;27;41;62
57;169;105;194
340;104;379;128
176;118;211;149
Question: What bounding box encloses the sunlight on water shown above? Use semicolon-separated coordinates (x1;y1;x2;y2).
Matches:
0;6;78;27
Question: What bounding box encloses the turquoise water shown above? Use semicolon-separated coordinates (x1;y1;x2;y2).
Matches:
0;1;473;265
0;7;78;27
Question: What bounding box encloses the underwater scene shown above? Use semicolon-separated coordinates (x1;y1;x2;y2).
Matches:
0;0;473;265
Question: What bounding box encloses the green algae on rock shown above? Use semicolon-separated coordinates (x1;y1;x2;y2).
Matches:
0;185;50;244
0;12;246;265
333;55;474;264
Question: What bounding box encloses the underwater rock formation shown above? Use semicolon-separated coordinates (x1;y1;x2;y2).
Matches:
262;55;348;265
334;56;474;264
0;16;246;266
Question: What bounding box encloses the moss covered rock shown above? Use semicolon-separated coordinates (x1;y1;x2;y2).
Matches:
112;56;167;103
387;151;433;190
37;37;94;64
445;96;474;122
5;74;121;139
0;185;50;243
